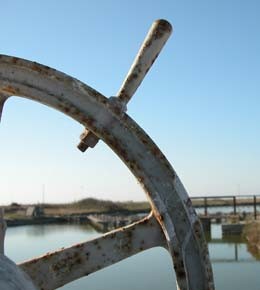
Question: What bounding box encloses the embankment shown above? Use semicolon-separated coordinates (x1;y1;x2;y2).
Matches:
243;221;260;259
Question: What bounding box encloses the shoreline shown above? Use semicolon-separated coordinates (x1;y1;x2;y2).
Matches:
243;221;260;259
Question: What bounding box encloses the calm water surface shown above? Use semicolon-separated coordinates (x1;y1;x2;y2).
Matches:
5;223;260;290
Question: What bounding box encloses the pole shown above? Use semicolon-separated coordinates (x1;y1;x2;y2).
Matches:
204;197;208;216
233;196;236;215
254;195;257;220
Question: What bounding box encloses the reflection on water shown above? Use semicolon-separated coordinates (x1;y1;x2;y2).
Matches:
6;224;99;263
24;223;96;237
208;225;255;262
4;223;260;290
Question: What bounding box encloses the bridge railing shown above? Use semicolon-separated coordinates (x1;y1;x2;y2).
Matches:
191;195;260;219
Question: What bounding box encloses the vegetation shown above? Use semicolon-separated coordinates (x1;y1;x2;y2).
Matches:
3;198;150;219
243;221;260;259
44;198;150;215
3;196;259;219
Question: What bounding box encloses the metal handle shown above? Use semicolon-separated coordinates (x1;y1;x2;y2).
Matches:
78;19;172;152
117;19;172;104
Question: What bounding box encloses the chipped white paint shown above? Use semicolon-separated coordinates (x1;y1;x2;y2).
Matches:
0;19;214;290
20;214;165;290
117;19;172;104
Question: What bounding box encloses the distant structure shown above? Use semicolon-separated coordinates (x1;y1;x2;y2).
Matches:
26;206;44;218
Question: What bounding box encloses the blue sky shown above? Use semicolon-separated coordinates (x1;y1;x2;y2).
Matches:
0;0;260;204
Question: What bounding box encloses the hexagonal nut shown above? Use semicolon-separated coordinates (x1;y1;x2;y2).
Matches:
77;130;99;152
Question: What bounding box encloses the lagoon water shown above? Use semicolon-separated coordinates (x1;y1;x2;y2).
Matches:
5;223;260;290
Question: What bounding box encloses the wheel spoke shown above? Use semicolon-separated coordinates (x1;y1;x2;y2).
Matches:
19;213;165;290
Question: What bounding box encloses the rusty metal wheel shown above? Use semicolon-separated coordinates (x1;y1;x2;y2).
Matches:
0;20;214;290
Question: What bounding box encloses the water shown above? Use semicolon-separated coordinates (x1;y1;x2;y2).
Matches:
4;223;260;290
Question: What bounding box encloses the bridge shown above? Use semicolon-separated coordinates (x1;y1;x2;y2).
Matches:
191;194;260;219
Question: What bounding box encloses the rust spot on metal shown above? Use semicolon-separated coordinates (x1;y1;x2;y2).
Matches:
153;19;172;39
173;250;179;258
31;64;42;73
11;57;19;64
2;86;16;95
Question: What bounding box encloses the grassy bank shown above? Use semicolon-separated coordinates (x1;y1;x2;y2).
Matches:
243;221;260;259
3;196;260;219
3;198;151;219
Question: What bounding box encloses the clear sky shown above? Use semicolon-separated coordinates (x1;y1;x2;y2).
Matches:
0;0;260;204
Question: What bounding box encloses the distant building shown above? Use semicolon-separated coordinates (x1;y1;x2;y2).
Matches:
26;206;44;218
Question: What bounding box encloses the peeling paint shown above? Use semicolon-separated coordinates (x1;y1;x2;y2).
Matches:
0;18;214;290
